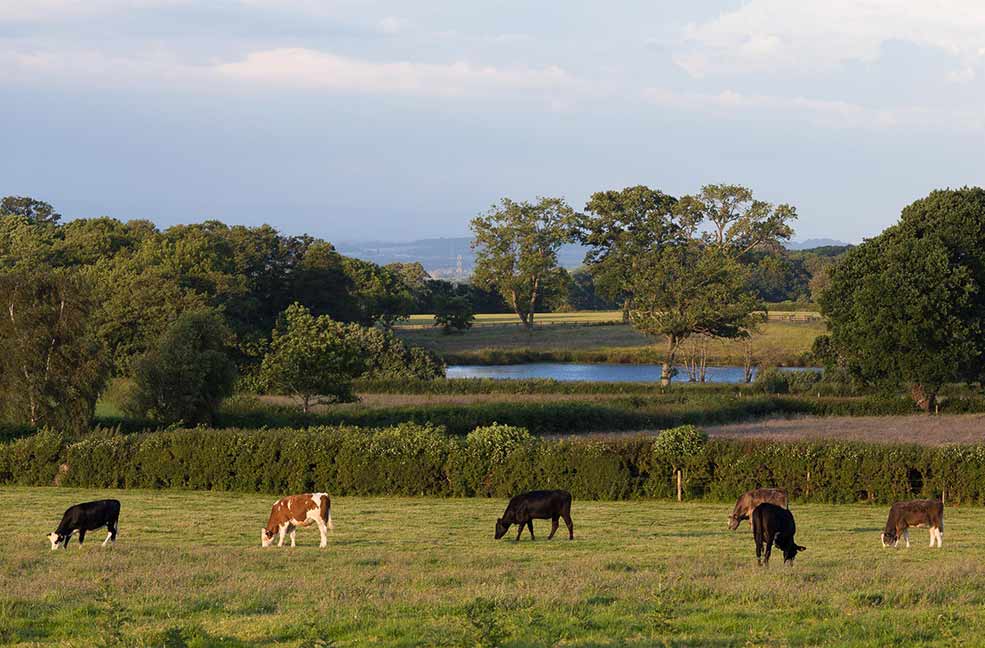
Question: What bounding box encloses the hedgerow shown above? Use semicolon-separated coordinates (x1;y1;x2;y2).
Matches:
3;424;985;504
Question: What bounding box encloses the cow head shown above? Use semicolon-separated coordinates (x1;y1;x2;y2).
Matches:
260;528;276;547
880;532;897;548
494;518;510;540
782;544;806;564
47;532;66;550
727;514;741;531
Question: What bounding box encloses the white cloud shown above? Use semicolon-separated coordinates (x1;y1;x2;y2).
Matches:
0;0;193;21
642;86;985;132
214;48;579;97
676;0;985;77
378;16;403;35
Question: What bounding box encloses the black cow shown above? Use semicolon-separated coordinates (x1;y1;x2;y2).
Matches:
752;503;806;566
495;490;573;542
48;499;121;550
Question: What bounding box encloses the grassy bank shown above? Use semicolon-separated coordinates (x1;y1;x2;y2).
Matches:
396;319;825;366
4;487;984;647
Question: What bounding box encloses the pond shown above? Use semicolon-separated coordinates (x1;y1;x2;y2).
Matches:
446;363;819;383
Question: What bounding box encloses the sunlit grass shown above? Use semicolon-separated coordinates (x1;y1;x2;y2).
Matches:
5;487;984;646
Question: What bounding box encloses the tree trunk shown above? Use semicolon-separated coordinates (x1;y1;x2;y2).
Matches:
910;384;936;414
661;335;678;386
302;395;310;414
676;469;683;502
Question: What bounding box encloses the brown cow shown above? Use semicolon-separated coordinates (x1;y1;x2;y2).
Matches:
728;488;788;530
261;493;333;548
881;499;943;548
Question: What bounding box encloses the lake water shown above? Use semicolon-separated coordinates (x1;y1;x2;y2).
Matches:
446;363;818;383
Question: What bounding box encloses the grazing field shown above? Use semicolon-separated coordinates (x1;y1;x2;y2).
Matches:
396;318;826;366
398;310;822;329
704;414;985;446
5;488;985;646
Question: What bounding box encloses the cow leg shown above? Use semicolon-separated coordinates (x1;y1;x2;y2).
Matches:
527;520;535;540
764;535;775;566
563;513;574;540
78;529;86;546
548;517;559;540
277;524;288;547
289;527;297;548
755;534;763;566
102;531;113;547
515;524;524;542
903;528;910;548
315;519;328;548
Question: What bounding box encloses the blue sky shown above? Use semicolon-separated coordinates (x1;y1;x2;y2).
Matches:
2;1;984;242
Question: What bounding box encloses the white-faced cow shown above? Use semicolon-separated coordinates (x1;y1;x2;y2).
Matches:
495;490;573;542
881;499;943;548
261;493;333;548
728;488;788;530
48;499;120;550
752;503;806;566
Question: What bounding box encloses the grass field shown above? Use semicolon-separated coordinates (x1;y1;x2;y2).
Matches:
398;310;822;328
397;319;826;366
6;488;985;647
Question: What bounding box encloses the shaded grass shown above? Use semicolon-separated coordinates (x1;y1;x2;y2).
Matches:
5;487;985;646
397;319;826;366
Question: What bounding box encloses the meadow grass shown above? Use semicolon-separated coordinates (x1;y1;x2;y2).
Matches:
396;319;826;366
4;487;985;646
398;310;822;328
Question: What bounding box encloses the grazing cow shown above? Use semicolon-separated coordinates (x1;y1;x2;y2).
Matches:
261;493;333;548
881;499;944;548
494;490;573;542
47;499;120;550
752;503;806;566
728;488;788;530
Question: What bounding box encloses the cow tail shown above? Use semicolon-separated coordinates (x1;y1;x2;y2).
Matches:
322;496;334;531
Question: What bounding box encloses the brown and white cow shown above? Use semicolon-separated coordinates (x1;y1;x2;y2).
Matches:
881;499;943;548
261;493;333;548
728;488;788;530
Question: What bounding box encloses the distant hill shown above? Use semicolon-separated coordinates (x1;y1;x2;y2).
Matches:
785;238;850;250
336;237;588;279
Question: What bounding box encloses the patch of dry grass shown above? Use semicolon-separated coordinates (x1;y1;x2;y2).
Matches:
5;488;985;646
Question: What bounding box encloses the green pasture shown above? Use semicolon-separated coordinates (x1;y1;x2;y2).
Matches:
397;318;826;366
4;487;983;646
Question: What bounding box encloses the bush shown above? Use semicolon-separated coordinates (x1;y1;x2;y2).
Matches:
754;367;790;394
433;294;475;333
350;325;445;380
126;311;237;425
7;423;985;504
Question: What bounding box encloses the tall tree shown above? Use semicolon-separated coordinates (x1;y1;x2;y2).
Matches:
688;184;796;256
0;196;61;225
575;186;684;318
470;197;577;329
0;269;110;432
821;188;985;411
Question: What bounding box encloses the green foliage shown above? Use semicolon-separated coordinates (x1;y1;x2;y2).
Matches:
0;268;111;433
9;423;985;504
347;325;445;380
125;310;237;425
471;197;578;328
432;293;475;333
259;304;365;412
821;188;985;409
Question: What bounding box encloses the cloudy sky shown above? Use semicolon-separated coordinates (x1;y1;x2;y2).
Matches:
2;1;984;242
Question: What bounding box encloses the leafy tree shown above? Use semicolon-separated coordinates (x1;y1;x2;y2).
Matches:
575;186;683;318
343;257;415;329
386;262;431;311
629;244;757;385
688;184;796;255
259;304;365;413
433;293;475;333
0;268;110;432
652;425;707;501
125;310;237;425
820;188;985;411
471;196;577;328
347;325;445;380
0;196;61;224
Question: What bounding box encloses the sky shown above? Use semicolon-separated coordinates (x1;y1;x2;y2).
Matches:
2;1;984;243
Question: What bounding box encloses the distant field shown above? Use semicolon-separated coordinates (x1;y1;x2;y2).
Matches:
398;309;822;328
397;318;826;366
5;487;985;646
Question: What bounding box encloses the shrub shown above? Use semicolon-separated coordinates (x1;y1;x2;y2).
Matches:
754;367;790;394
433;294;475;334
126;310;237;426
350;325;445;380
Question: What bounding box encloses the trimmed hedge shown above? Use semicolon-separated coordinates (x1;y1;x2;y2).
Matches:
3;424;985;504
